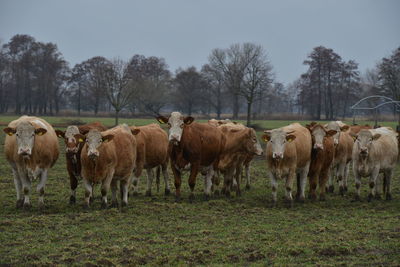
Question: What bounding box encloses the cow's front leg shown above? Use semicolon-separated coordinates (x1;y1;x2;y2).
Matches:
368;168;379;202
120;175;131;207
384;169;392;200
19;169;31;209
188;163;200;203
338;162;346;196
234;164;242;197
244;163;251;190
83;178;93;208
269;170;278;207
297;164;309;203
203;165;214;200
344;162;351;192
36;169;48;209
319;168;330;201
285;170;295;208
12;166;23;208
69;172;78;204
171;162;182;202
353;165;362;201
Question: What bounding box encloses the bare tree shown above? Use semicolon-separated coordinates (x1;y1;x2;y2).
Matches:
104;58;135;125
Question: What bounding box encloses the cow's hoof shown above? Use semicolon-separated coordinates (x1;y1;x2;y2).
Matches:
353;195;361;202
344;186;348;192
213;189;220;196
69;195;76;205
101;202;108;209
245;184;251;190
297;196;305;203
84;203;91;210
386;193;392;201
174;196;181;203
131;191;139;197
121;201;127;207
23;202;32;210
367;193;373;202
188;194;195;203
236;191;242;197
16;199;23;209
89;196;94;204
269;202;277;208
328;185;334;193
203;194;210;201
285;200;294;208
165;188;171;196
339;186;345;196
110;201;119;208
374;194;382;200
145;190;152;197
38;202;45;210
308;193;317;201
225;191;231;198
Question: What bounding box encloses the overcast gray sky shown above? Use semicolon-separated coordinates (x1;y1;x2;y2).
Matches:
1;0;399;84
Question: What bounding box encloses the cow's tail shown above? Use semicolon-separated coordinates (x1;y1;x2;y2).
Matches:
156;166;161;193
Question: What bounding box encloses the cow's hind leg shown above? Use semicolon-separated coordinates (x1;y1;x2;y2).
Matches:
171;163;182;202
120;175;131;207
285;170;296;208
69;173;78;204
37;169;48;209
297;164;309;203
269;171;278;208
367;168;379;202
188;163;200;202
83;179;93;208
110;179;119;208
203;165;214;200
145;168;154;197
384;169;392;201
100;171;115;208
337;163;346;196
245;163;251;190
162;163;171;195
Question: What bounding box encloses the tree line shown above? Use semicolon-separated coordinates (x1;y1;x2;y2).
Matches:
0;34;399;125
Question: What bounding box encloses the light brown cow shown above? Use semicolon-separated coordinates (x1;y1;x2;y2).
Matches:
78;124;138;208
130;124;170;196
157;112;225;202
352;127;398;201
55;122;107;204
325;121;353;195
262;123;312;207
4;116;59;209
306;123;336;201
216;124;263;197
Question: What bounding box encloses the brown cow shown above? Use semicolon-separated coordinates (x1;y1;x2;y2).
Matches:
157;112;225;202
306;123;336;201
4;116;59;209
216;124;263;197
262;123;312;207
325;121;353;195
130;124;170;196
55;122;107;204
78;124;138;208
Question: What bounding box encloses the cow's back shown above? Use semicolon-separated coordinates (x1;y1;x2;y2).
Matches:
335;131;353;164
370;128;398;167
283;123;311;168
138;124;169;168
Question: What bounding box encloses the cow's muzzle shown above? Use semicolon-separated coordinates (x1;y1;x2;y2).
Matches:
272;152;283;159
314;143;324;150
18;148;31;156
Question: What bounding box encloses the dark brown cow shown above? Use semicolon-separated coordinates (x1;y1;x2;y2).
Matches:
306;123;336;201
55;122;107;204
157;112;225;202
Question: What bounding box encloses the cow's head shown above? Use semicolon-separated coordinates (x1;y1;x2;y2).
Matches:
353;129;381;158
55;126;86;155
156;112;194;145
3;121;47;157
262;129;296;160
325;121;349;146
306;123;337;150
246;128;263;156
80;130;114;160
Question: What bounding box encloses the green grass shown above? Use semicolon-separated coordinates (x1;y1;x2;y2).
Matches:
0;117;399;266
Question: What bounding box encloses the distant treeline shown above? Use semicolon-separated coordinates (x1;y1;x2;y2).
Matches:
0;34;399;125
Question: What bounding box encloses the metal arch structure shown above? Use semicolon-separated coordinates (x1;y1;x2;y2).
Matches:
350;95;400;127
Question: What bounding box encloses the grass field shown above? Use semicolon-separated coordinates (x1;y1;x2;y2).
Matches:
0;116;399;266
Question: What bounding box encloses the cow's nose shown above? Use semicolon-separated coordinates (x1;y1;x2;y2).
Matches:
273;152;283;159
170;134;179;141
360;147;368;154
18;148;31;155
314;143;324;150
88;150;99;158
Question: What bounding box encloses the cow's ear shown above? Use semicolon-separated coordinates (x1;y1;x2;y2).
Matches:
102;134;114;143
326;130;337;137
310;121;317;127
340;125;350;132
35;128;47;136
156;116;169;124
184;116;194;125
55;130;65;138
74;134;85;143
131;128;140;135
349;132;357;141
3;127;16;136
230;128;240;133
262;133;270;142
372;133;381;140
305;124;312;131
286;134;296;142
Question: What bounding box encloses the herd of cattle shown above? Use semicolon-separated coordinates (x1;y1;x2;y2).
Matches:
2;113;399;209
